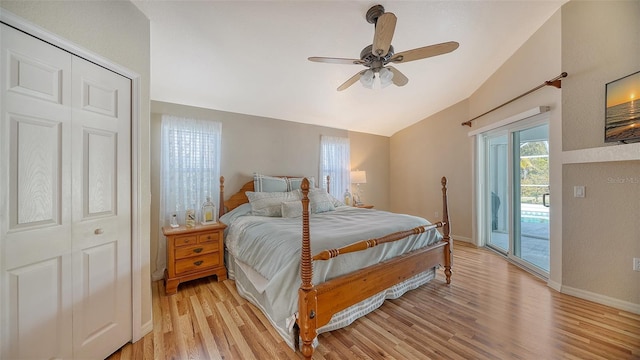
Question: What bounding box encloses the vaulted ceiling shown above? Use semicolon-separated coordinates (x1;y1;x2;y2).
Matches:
133;1;565;136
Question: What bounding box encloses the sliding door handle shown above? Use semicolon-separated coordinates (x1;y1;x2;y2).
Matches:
543;193;550;207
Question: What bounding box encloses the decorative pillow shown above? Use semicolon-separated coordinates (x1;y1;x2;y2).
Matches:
287;177;315;191
308;188;336;214
328;193;346;207
246;190;301;217
281;200;303;218
219;203;252;225
253;173;287;192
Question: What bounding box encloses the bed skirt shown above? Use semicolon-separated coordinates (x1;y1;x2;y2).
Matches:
225;251;436;349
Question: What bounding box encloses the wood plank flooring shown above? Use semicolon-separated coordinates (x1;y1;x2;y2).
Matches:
108;242;640;359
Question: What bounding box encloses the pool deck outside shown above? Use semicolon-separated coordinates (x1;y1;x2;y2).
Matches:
489;203;549;271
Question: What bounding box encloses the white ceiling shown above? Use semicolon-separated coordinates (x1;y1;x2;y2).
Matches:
133;1;565;137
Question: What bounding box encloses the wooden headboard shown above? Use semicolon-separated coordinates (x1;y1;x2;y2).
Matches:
219;175;331;216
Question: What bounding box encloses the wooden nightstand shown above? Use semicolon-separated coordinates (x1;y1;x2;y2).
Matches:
162;222;227;295
354;204;374;209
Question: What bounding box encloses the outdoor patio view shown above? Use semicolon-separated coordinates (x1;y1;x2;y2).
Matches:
489;130;549;273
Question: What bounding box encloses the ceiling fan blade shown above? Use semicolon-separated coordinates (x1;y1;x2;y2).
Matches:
387;66;408;86
390;41;459;64
337;70;367;91
308;57;364;65
373;12;397;57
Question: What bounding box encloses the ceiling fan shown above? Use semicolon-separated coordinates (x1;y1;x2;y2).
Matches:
308;4;459;91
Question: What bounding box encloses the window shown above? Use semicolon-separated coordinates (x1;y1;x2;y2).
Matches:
320;136;350;199
154;115;221;278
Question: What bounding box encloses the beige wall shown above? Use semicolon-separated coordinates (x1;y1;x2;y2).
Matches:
390;100;473;241
0;0;153;336
563;162;639;303
348;131;390;211
149;101;390;278
561;1;640;306
562;1;640;152
390;10;562;247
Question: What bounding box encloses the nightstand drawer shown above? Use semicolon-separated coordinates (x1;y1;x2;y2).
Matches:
198;232;219;243
175;254;220;275
175;234;198;247
174;242;219;259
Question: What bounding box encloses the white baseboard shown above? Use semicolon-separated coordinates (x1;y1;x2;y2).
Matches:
561;285;640;315
151;269;165;282
547;279;562;292
140;319;154;338
452;235;473;244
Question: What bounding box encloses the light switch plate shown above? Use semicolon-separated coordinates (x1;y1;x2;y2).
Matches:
574;185;585;198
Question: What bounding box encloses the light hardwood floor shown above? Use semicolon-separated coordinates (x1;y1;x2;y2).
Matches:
108;242;640;359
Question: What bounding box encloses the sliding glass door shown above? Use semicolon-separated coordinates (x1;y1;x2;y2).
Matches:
481;120;550;277
485;133;509;252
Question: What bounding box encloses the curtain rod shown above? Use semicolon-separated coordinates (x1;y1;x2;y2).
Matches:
461;72;568;127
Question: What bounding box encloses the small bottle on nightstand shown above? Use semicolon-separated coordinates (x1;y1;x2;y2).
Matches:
170;214;179;228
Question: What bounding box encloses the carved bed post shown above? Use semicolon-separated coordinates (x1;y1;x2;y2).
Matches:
441;177;452;284
219;176;225;216
298;178;317;359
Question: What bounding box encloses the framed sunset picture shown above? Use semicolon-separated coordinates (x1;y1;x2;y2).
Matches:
605;70;640;143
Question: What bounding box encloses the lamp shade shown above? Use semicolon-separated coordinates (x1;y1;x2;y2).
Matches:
359;70;374;89
378;67;394;88
350;170;367;184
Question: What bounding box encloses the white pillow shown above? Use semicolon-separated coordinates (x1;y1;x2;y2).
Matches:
253;173;288;192
219;203;252;225
308;188;335;214
281;200;303;218
246;190;301;217
287;177;315;191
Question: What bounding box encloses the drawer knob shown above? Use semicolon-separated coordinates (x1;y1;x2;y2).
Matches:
94;228;104;235
193;248;203;254
194;260;203;266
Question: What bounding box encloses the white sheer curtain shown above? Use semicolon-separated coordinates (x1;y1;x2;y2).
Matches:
320;135;351;200
153;115;222;280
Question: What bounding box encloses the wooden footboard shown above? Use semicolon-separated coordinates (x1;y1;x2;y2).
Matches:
296;177;452;359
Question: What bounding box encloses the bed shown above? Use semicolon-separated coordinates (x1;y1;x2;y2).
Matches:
218;175;452;359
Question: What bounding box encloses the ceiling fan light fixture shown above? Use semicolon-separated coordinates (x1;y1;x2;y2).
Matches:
359;69;375;88
308;5;458;91
379;67;394;88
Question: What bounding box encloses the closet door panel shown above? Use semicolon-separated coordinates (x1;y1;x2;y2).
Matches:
6;256;71;358
0;24;73;359
71;56;131;359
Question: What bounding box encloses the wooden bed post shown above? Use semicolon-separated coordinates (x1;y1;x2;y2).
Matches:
326;175;330;194
219;176;225;216
298;178;317;359
442;177;453;284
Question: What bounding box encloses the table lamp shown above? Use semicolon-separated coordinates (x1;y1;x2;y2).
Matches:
350;170;367;205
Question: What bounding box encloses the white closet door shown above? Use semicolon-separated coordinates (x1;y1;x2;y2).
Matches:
1;23;74;359
70;57;132;358
0;24;132;359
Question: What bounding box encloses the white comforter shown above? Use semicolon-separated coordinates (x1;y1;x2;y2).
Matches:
223;205;442;348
